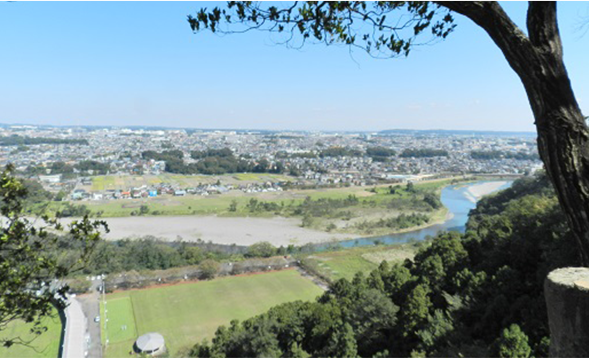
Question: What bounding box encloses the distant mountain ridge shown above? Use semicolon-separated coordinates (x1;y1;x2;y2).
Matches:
379;129;536;137
0;121;536;136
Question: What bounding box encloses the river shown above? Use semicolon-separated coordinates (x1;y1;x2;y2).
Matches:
314;180;513;250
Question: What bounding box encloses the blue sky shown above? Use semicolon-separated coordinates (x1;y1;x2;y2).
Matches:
0;1;587;132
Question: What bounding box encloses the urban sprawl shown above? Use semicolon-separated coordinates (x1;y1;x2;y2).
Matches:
1;125;542;201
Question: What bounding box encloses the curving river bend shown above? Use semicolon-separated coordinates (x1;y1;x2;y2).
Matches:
315;180;513;250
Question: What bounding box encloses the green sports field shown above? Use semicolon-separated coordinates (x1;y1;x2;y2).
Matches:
0;308;62;358
100;269;323;357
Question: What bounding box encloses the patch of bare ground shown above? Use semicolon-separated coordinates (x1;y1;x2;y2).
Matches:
361;248;415;264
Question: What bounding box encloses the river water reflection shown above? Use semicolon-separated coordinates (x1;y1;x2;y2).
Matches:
315;181;513;250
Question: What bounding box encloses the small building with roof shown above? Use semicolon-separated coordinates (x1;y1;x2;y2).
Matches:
134;332;166;356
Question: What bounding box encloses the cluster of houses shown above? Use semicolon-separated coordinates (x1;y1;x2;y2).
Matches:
71;183;228;201
1;126;543;203
239;182;284;194
303;170;368;186
70;181;287;201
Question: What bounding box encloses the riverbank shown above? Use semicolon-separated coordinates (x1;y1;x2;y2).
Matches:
339;207;451;238
87;209;449;247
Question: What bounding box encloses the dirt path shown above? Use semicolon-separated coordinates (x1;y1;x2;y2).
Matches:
295;266;330;291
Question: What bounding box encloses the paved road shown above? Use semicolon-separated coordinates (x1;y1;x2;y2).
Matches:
62;296;87;358
76;278;103;358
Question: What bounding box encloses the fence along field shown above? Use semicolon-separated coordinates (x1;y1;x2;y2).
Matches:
100;269;323;357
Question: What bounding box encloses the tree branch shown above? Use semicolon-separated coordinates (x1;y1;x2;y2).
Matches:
189;2;456;58
527;2;563;56
437;1;536;80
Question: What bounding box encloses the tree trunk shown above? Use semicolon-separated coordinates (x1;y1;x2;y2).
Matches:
442;1;589;264
522;2;589;265
544;267;589;356
530;74;589;265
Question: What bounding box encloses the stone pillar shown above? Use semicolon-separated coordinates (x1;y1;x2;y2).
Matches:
544;267;589;357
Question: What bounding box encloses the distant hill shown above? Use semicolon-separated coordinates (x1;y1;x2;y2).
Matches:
379;129;537;137
0;121;537;137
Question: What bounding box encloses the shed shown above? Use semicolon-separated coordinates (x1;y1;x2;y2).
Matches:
134;332;166;356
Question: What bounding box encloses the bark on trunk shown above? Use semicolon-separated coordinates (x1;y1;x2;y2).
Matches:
522;43;589;265
504;23;589;266
523;2;589;265
533;87;589;266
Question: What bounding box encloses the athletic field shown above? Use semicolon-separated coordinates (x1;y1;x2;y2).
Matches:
100;269;323;357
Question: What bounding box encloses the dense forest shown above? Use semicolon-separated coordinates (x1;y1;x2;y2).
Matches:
74;239;242;274
24;160;110;177
187;173;578;357
49;235;294;276
141;148;285;175
366;146;397;162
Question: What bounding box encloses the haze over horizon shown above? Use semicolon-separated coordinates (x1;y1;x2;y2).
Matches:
1;1;588;132
0;121;538;134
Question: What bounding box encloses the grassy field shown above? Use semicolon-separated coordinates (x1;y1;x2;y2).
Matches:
300;243;419;281
0;308;62;358
100;269;322;357
102;297;137;344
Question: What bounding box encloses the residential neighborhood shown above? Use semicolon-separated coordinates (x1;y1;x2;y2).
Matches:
1;124;541;202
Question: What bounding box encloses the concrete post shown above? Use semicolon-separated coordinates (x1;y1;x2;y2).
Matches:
544;267;589;357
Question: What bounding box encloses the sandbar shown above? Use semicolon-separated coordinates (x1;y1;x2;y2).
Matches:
73;216;353;246
464;181;509;203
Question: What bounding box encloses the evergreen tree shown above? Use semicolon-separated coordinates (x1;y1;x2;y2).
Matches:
494;324;532;358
